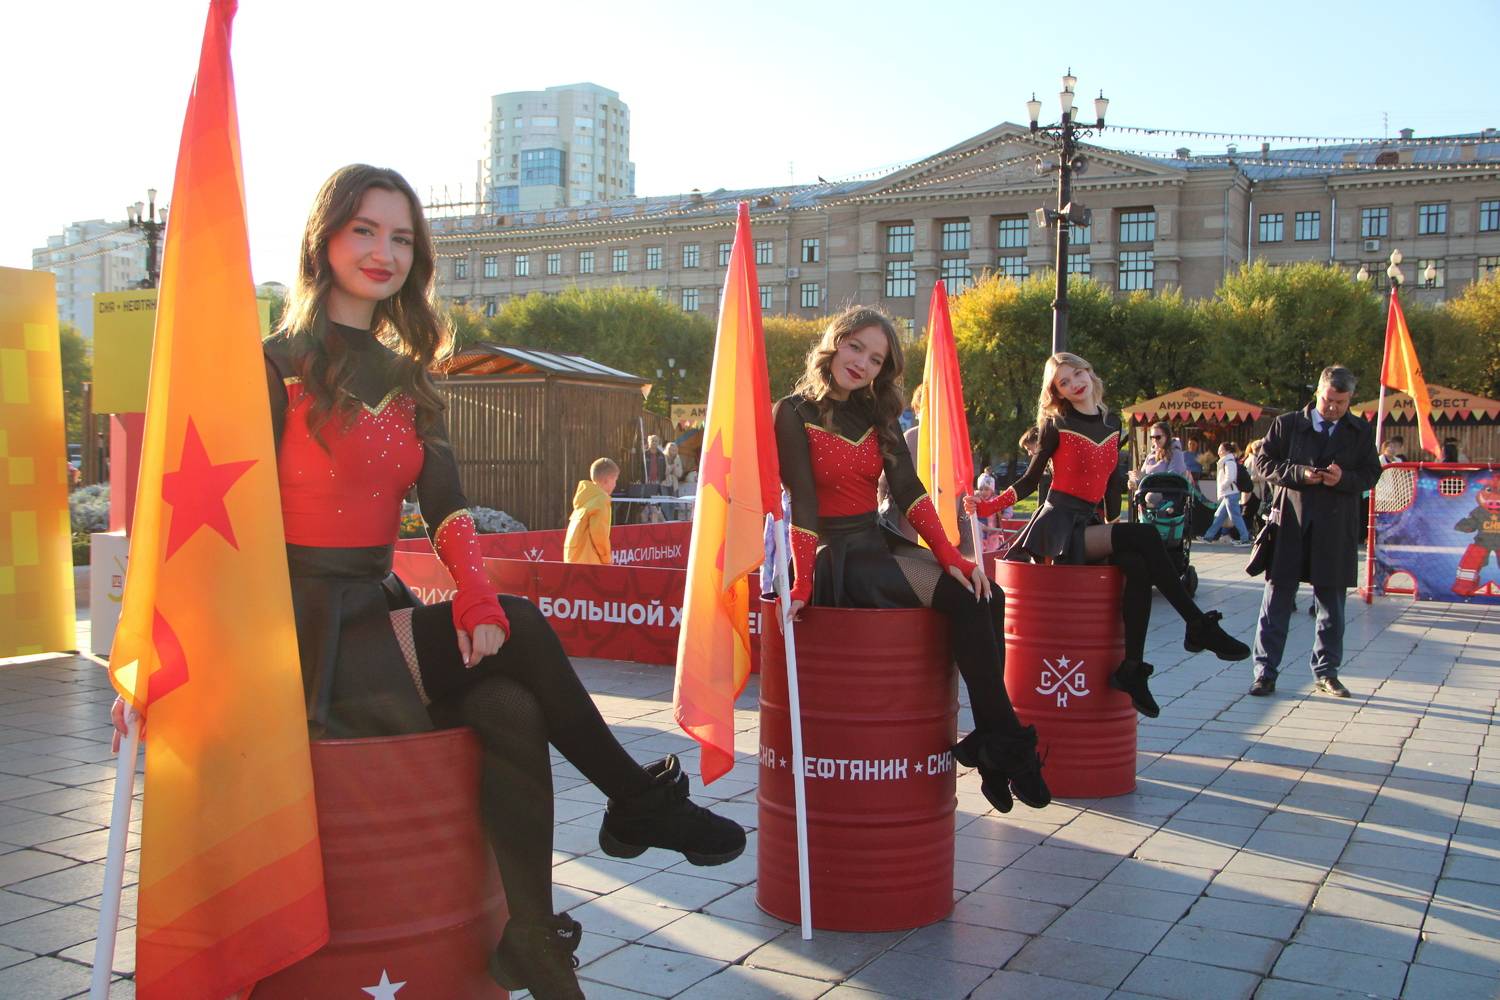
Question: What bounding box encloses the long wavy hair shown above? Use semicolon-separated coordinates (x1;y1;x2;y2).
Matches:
1037;351;1108;428
791;305;906;457
273;164;450;439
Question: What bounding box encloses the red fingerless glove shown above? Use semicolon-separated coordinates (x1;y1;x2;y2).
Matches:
975;486;1016;519
788;526;818;605
906;494;978;578
433;511;510;639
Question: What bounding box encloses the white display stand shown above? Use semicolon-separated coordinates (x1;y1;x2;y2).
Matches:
89;531;129;656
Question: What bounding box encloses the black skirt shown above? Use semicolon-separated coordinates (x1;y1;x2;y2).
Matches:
807;512;928;609
1008;490;1103;565
287;543;434;739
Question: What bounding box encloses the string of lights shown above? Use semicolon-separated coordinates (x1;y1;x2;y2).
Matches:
34;225;136;258
1101;124;1493;148
1107;147;1500;174
36;237;146;267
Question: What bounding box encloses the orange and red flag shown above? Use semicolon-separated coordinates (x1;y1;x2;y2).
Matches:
673;202;782;783
915;281;974;545
1380;289;1440;458
108;1;327;995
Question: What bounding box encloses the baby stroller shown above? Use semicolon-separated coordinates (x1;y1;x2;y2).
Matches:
1132;472;1199;597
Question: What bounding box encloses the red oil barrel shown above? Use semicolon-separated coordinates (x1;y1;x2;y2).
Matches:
996;561;1134;798
757;602;957;931
254;728;508;999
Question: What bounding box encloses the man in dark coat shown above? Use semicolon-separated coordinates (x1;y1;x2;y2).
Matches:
1249;366;1382;697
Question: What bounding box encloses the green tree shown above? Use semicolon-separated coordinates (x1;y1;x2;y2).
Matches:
1075;287;1210;407
482;287;715;415
1203;261;1382;410
59;324;90;445
1443;272;1500;396
763;314;826;400
950;274;1054;464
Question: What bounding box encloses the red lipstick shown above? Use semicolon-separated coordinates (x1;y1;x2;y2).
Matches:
361;268;394;282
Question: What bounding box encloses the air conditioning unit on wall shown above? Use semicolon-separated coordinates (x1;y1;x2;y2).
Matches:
1363;238;1381;252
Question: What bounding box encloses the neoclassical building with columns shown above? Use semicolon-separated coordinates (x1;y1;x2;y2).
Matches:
430;123;1500;336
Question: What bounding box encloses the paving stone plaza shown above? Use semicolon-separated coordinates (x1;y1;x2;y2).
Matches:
0;546;1496;999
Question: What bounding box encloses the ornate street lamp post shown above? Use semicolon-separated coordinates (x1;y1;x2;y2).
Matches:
126;189;168;288
1027;70;1109;354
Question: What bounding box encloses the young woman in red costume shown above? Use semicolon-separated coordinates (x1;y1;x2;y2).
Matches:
775;307;1049;814
112;165;740;1000
965;352;1249;717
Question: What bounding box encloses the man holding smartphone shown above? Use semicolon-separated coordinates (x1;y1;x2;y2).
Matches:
1248;366;1383;697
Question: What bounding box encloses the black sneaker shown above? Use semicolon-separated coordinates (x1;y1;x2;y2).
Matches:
598;755;746;865
489;914;584;1000
1315;676;1351;698
1110;660;1160;718
1249;676;1276;696
1184;611;1250;661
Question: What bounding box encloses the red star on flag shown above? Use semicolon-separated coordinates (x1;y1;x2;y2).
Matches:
161;418;256;559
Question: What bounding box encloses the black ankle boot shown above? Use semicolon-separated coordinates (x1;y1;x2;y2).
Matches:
955;727;1050;810
598;755;746;866
489;914;584;1000
1184;610;1250;661
1111;659;1160;718
953;731;1013;813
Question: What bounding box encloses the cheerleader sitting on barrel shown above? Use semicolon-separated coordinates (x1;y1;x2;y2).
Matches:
966;353;1249;718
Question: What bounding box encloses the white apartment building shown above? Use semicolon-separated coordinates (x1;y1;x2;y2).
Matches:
488;82;635;213
31;220;147;338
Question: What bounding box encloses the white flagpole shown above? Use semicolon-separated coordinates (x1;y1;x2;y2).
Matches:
91;708;140;999
770;513;814;939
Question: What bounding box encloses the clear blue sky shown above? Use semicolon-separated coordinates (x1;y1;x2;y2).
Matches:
3;0;1495;286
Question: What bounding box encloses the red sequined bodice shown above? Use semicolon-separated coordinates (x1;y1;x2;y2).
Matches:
1050;426;1120;503
277;380;425;547
806;424;885;517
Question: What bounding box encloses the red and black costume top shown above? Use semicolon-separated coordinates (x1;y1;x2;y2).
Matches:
774;392;974;605
977;406;1124;518
264;323;505;735
975;404;1124;565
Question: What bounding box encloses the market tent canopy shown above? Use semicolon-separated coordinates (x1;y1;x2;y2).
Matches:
1352;384;1500;422
1121;386;1266;424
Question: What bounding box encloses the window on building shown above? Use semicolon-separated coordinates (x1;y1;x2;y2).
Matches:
1258;213;1284;243
484;298;497;318
717;242;733;267
531;115;558;127
1481;201;1500;233
612;248;628;272
544;252;560;275
996;215;1028;249
759;286;773;310
885;260;915;297
1069;222;1091;246
800;282;821;308
1479;255;1500;276
646;247;662;271
681;288;699;311
578;250;595;274
755;240;773;265
1361;207;1389;239
1118;210;1157;243
514;255;529;277
996;255;1028;280
1067;253;1091;275
1418;203;1448;236
520;148;565;187
482;255;498;278
454;257;469;279
886;224;914;255
1119;250;1155;290
941;221;971;252
801;238;821;263
941;257;972;291
1294;211;1321;242
682;243;701;268
1416;259;1445;288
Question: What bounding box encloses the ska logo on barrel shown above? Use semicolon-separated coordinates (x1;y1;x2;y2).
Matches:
1037;654;1089;707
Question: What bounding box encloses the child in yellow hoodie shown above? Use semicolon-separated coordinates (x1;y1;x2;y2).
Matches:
565;458;619;564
